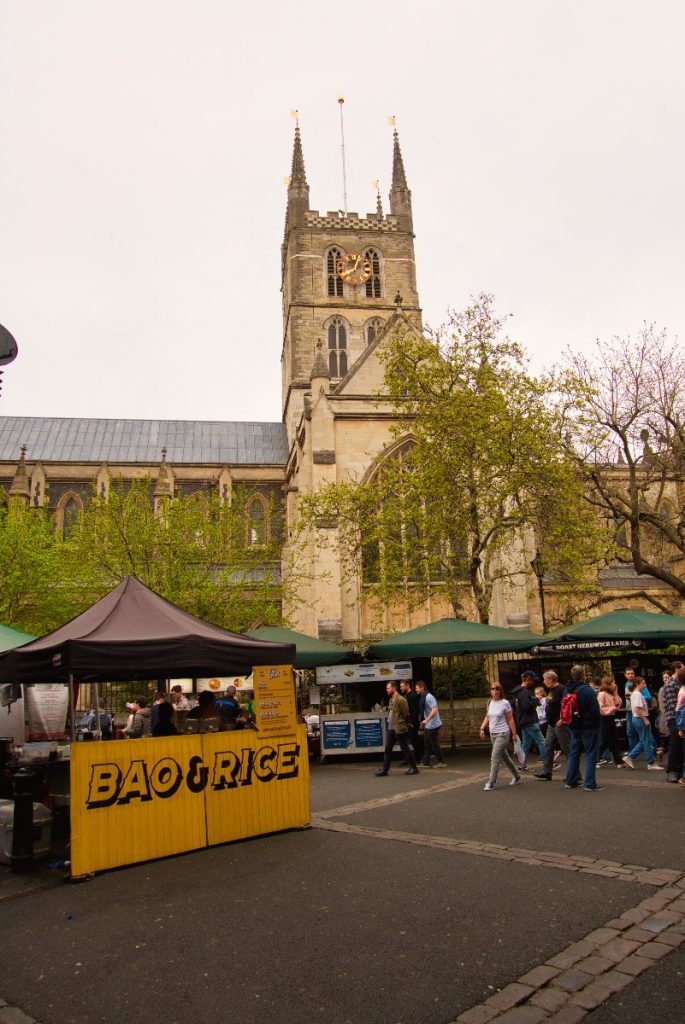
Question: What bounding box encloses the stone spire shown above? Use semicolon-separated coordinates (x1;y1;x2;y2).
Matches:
376;185;384;220
290;121;307;186
391;129;408;189
310;339;331;383
8;445;31;504
389;128;413;231
286;119;310;227
153;447;173;501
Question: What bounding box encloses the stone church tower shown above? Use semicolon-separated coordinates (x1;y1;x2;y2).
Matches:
281;124;434;643
281;123;421;443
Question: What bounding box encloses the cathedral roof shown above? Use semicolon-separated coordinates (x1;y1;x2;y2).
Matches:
0;417;288;466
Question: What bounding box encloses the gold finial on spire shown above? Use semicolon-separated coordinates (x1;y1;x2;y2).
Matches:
290;108;299;125
373;180;383;219
388;115;396;127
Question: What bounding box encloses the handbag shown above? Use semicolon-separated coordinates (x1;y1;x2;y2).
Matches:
512;736;524;762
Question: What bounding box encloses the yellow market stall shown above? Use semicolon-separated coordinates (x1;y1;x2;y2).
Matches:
0;578;309;876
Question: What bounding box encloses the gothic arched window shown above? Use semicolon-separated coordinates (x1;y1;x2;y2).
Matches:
326;247;344;297
246;494;268;547
365;317;384;347
57;492;84;539
327;316;348;377
364;247;382;298
362;440;450;587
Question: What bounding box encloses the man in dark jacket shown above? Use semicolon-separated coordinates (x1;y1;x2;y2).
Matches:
374;681;418;776
564;665;602;792
399;680;423;764
663;661;685;783
535;670;571;781
509;671;545;770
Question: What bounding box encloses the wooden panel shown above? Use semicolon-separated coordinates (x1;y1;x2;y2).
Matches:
70;728;310;876
204;726;310;847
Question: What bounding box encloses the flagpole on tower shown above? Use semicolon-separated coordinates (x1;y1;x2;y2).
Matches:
338;96;348;216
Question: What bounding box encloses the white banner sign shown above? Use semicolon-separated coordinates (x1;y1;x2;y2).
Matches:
316;662;413;685
26;683;69;741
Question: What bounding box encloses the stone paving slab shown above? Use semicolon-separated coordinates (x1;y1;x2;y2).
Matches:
313;817;677;888
452;885;685;1024
582;942;685;1023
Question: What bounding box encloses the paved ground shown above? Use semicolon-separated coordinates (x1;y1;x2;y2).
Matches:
1;748;684;1024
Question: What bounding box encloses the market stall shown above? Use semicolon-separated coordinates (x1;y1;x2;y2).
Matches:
0;576;307;876
315;661;414;759
0;624;36;762
532;608;685;653
365;617;544;749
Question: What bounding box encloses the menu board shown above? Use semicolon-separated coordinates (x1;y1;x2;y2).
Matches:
319;714;387;755
27;683;69;740
322;719;352;750
253;665;297;737
354;717;383;748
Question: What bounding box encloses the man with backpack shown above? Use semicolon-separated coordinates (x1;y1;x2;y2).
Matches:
80;696;113;740
563;665;602;792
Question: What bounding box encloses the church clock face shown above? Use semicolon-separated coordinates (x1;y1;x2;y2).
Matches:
336;252;372;286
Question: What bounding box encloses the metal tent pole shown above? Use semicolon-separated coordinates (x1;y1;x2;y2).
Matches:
68;673;76;743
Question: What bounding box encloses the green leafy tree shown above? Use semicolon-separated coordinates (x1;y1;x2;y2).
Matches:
58;480;289;632
0;496;68;633
559;325;685;605
297;294;607;625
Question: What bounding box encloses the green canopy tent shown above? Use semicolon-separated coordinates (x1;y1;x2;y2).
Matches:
366;618;544;752
365;618;544;659
244;626;351;670
0;625;36;729
533;608;685;654
0;623;35;654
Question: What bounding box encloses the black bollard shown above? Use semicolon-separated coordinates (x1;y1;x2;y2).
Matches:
10;767;36;873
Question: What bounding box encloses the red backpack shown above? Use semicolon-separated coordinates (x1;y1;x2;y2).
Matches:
560;692;579;726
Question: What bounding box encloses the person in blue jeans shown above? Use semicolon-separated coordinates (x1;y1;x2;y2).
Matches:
623;677;664;771
510;671;545;769
564;665;603;792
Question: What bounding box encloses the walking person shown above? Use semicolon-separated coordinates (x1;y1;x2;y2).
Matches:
597;676;623;767
535;685;549;735
623;677;664;771
374;681;419;776
564;665;603;792
623;667;638;749
400;680;423;764
509;671;545;770
663;663;685;783
415;679;446;768
534;670;572;781
480;681;521;790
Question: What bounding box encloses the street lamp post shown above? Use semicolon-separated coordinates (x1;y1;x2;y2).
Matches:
530;548;547;633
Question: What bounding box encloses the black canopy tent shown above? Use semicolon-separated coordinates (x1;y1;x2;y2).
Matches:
0;576;296;740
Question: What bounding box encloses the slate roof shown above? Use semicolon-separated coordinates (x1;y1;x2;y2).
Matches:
598;563;669;588
0;417;288;466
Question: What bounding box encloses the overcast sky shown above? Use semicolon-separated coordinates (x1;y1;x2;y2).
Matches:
1;1;683;425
